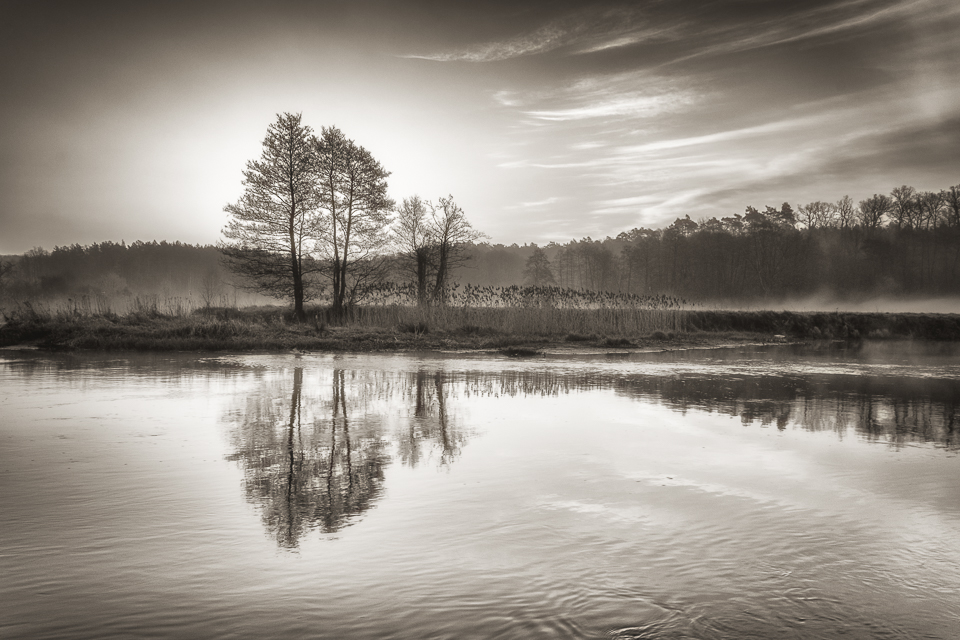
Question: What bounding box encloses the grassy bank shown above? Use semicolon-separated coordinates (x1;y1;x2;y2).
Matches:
0;301;689;352
684;310;960;341
1;301;959;352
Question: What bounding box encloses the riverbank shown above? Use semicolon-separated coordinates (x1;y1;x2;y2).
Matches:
1;305;959;352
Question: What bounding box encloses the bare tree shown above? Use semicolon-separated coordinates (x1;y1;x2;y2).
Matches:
314;127;393;319
835;195;856;229
198;268;223;308
797;201;835;228
220;113;322;321
394;195;435;306
944;185;960;227
917;190;946;230
890;185;917;229
429;195;483;302
857;194;892;229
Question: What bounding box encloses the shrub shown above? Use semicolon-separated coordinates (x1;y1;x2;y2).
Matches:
398;321;429;335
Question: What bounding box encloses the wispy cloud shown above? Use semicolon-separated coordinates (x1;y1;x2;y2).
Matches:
400;5;675;63
511;70;700;123
506;196;562;210
514;82;957;230
592;188;711;217
572;25;682;54
399;1;950;66
401;22;574;62
619;117;820;153
525;92;693;122
661;0;957;67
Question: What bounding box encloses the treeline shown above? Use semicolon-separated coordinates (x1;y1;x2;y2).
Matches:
3;183;960;307
458;183;960;302
0;240;232;302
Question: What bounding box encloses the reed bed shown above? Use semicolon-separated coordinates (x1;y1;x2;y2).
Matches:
9;282;955;352
362;283;688;311
0;284;691;351
348;304;685;336
1;294;203;320
345;283;688;335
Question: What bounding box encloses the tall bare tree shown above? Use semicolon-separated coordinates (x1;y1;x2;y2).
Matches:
857;194;892;229
314;127;393;319
835;195;856;229
220;113;322;321
890;185;917;229
917;190;946;230
944;185;960;227
394;195;435;306
798;201;835;228
430;195;483;302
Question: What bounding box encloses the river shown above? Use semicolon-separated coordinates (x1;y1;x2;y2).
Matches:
2;343;959;639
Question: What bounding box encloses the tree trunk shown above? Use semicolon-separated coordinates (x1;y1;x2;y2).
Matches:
433;244;448;303
289;208;306;322
416;250;428;307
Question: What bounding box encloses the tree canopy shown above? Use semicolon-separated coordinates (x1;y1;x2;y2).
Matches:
220;114;401;321
220;113;322;320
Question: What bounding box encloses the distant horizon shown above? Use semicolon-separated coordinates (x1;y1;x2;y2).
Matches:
5;179;958;257
2;1;958;254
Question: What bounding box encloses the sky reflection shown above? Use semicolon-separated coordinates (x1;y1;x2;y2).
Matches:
202;349;960;546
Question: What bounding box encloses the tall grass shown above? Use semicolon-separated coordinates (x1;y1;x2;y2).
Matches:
5;292;959;350
0;293;200;320
345;283;688;335
346;304;684;335
0;283;689;351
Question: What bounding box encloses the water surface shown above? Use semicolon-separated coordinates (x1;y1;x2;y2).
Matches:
2;344;959;639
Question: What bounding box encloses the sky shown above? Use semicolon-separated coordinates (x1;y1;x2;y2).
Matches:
1;0;958;254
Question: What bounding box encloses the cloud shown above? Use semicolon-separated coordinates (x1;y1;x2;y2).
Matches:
400;0;956;68
525;92;694;122
660;0;959;67
619;117;821;153
400;5;676;63
507;76;959;232
591;189;708;217
572;25;681;54
509;70;700;123
506;196;562;210
401;21;574;62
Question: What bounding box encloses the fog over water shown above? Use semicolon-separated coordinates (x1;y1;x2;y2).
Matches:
718;296;960;314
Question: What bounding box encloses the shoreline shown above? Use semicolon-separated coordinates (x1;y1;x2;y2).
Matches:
0;324;776;354
2;306;959;353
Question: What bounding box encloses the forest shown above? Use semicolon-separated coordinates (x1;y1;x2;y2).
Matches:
3;182;959;310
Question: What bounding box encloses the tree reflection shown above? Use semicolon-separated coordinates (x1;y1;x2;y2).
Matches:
397;371;466;468
222;358;956;548
224;366;470;547
225;367;389;548
635;375;960;450
452;368;960;450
